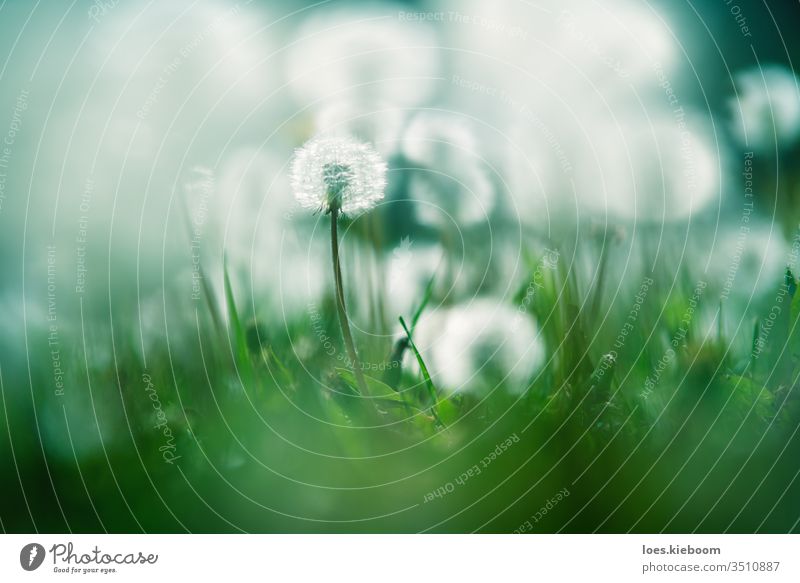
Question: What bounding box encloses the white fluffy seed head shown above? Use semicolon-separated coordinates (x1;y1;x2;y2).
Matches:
290;136;387;216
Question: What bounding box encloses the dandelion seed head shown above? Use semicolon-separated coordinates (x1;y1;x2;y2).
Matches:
290;136;387;216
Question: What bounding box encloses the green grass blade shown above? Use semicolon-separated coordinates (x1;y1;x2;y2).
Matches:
382;267;438;387
410;268;438;332
399;316;443;426
336;367;385;397
223;257;248;366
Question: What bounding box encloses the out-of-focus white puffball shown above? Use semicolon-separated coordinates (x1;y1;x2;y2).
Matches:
408;298;546;394
270;233;328;320
574;114;721;221
212;149;327;318
670;221;795;346
402;112;496;228
94;0;274;110
551;2;675;83
237;207;329;321
506;109;722;225
729;66;800;153
83;0;278;136
402;111;479;164
181;153;326;322
312;101;407;157
407;171;494;229
382;236;501;323
431;0;720;227
214;149;294;261
700;221;792;304
385;239;445;319
286;5;440;107
18;0;281;301
436;0;675;97
503;120;578;229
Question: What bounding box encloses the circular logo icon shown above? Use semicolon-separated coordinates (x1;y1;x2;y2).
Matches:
20;543;46;571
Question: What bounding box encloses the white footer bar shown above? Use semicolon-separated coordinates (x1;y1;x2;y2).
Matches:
1;534;797;582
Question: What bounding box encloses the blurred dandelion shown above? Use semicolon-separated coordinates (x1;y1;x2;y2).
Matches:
312;100;406;157
386;240;445;318
286;4;440;107
573;114;721;221
408;298;546;394
702;221;792;303
402;111;496;229
290;136;387;394
730;65;800;153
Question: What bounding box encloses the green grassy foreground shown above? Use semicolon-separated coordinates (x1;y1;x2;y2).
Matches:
3;218;800;534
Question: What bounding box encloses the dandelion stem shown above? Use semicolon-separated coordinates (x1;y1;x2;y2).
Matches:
330;206;369;395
